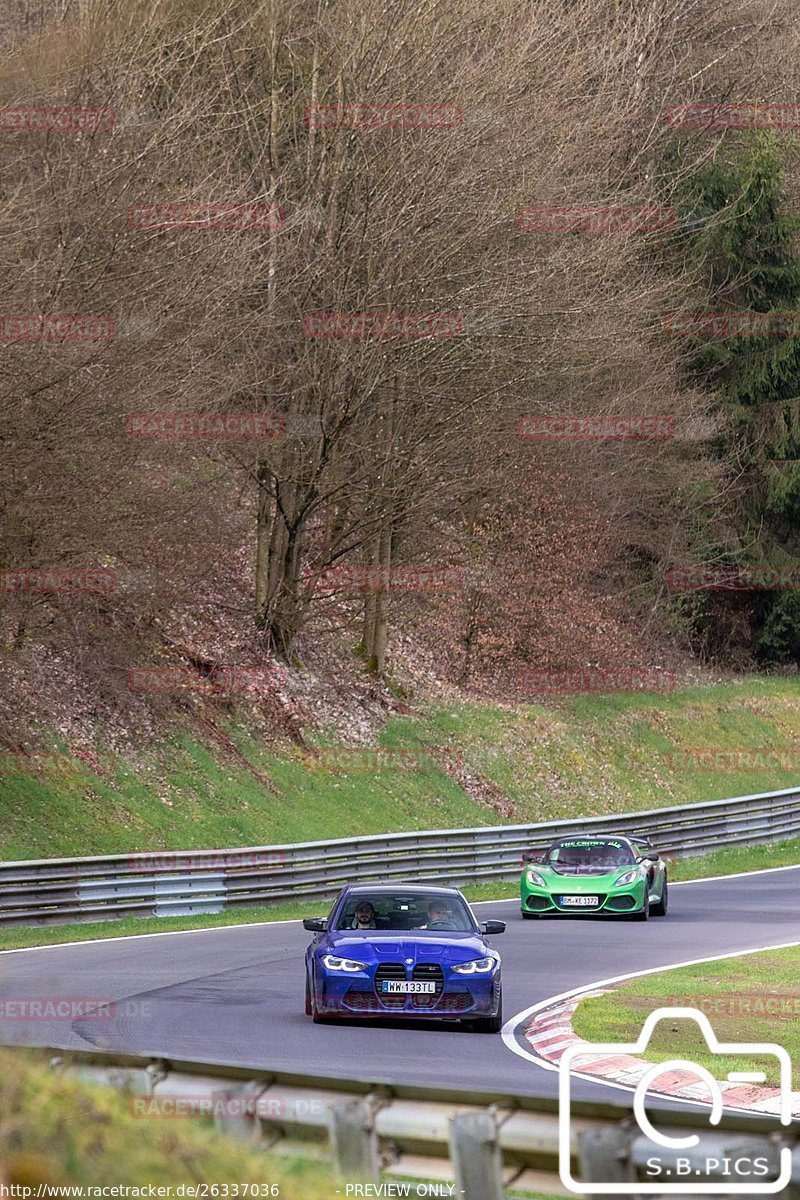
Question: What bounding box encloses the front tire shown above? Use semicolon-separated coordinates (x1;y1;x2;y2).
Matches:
309;971;334;1023
633;891;650;921
473;997;503;1033
651;877;669;917
305;971;312;1016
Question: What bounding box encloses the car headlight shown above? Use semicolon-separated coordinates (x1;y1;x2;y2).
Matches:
321;954;366;972
526;869;547;887
614;869;640;887
452;956;497;974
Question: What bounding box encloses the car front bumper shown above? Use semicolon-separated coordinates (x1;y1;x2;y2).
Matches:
520;878;647;915
314;964;501;1018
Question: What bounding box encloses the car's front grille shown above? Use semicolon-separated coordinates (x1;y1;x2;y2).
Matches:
410;962;444;1008
526;895;550;910
605;895;636;911
374;961;406;1008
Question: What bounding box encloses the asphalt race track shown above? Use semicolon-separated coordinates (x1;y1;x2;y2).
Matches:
1;866;798;1103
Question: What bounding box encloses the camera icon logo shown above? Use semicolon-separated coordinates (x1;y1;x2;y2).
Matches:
558;1006;792;1194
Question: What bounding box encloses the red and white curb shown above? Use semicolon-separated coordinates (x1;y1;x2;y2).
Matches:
525;991;800;1118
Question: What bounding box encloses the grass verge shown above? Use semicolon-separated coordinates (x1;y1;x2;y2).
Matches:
663;835;800;880
572;945;800;1089
0;1046;334;1192
1;678;800;861
1;837;797;952
0;1045;562;1198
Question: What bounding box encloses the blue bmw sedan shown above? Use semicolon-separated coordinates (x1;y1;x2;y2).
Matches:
303;884;505;1032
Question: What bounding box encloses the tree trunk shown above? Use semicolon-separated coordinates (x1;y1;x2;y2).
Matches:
362;379;397;675
254;465;273;628
372;520;392;675
362;528;380;664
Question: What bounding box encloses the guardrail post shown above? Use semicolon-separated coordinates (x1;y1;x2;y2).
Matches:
578;1123;638;1199
213;1082;266;1143
146;1060;170;1091
450;1109;504;1200
328;1097;379;1180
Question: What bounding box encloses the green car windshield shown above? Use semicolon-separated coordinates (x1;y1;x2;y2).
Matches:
544;837;637;875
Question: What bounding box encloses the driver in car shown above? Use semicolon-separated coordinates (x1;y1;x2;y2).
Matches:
420;900;453;929
350;900;377;929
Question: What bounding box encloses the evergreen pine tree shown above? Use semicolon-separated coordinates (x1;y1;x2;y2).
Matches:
678;135;800;662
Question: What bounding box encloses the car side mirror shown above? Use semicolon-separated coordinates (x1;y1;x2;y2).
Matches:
645;853;660;862
480;920;506;935
302;917;327;932
520;851;540;865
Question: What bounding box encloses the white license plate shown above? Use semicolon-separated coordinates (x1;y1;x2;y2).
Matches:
560;895;599;907
381;980;436;994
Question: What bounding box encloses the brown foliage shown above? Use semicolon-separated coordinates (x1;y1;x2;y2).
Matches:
0;0;798;745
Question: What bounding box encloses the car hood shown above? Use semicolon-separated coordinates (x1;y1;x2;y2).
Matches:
324;932;491;963
535;868;639;888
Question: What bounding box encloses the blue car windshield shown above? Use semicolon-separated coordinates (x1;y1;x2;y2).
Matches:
545;838;637;875
334;893;475;932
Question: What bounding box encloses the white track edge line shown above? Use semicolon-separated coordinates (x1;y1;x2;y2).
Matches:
2;861;799;957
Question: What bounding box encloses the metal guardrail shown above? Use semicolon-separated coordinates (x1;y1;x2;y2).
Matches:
1;787;798;926
43;1046;800;1199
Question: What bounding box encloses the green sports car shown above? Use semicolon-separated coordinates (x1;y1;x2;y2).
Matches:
520;833;668;921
